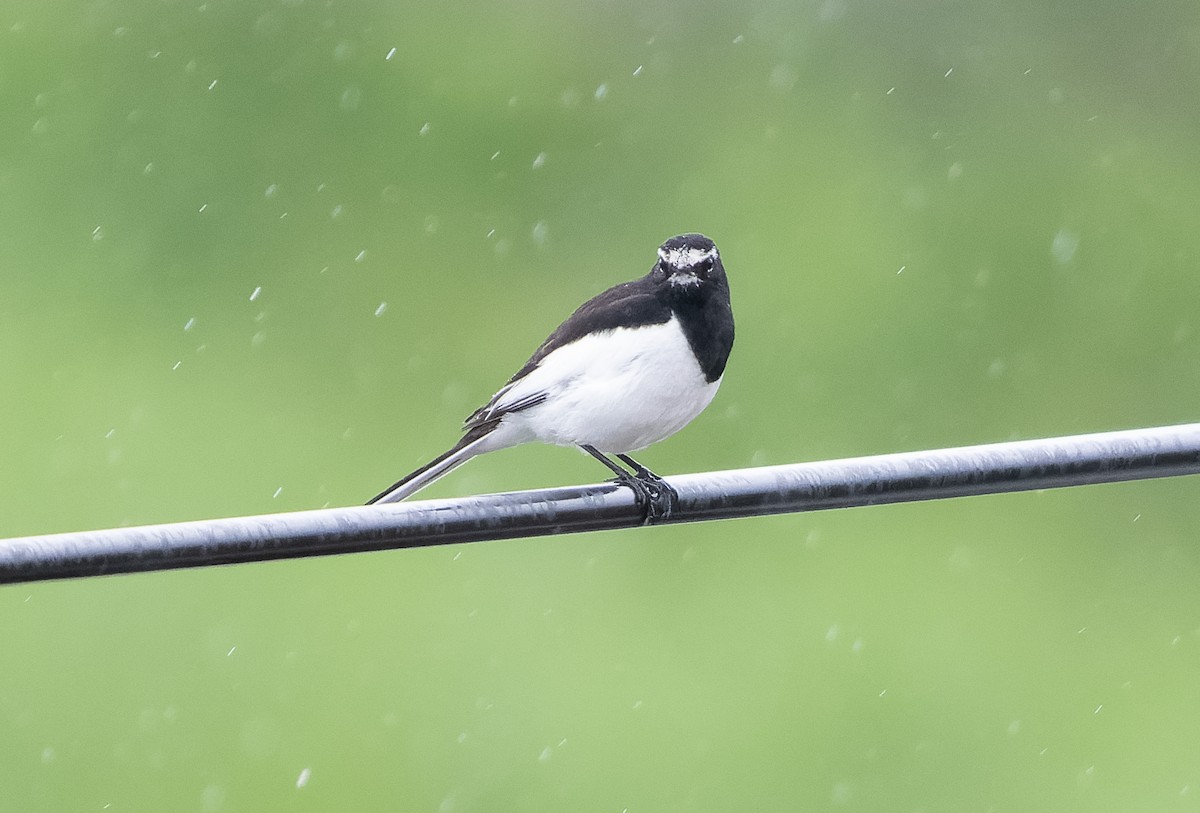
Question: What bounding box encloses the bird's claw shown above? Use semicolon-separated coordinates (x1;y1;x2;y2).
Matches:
609;473;678;525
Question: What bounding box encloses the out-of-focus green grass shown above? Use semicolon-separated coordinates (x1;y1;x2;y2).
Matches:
2;1;1199;810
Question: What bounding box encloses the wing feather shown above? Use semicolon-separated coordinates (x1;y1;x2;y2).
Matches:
460;273;671;431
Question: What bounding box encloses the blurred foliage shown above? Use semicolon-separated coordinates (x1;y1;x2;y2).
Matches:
2;0;1200;811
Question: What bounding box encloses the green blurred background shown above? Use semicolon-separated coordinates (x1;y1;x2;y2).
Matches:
3;0;1200;810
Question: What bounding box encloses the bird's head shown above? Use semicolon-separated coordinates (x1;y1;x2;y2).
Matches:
653;233;723;289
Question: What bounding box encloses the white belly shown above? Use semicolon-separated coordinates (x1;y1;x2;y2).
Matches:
493;317;721;453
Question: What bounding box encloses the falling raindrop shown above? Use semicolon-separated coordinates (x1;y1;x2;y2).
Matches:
1051;229;1079;264
339;85;362;111
769;64;798;91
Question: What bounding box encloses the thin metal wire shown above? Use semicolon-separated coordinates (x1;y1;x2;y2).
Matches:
2;423;1198;584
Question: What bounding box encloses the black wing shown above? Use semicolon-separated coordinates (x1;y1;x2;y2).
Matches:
463;274;672;428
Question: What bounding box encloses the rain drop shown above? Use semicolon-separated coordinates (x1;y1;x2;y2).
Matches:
1051;229;1079;264
769;64;798;91
339;85;362;111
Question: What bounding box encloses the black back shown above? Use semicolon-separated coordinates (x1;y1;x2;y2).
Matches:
467;233;734;427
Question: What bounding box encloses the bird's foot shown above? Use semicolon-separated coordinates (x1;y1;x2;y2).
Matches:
610;471;678;525
580;446;677;525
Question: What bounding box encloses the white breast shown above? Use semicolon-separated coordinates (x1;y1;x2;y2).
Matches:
492;316;721;453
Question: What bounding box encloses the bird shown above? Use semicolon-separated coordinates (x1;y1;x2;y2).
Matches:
367;232;734;521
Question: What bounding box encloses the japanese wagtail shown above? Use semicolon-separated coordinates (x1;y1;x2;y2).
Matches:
368;233;735;521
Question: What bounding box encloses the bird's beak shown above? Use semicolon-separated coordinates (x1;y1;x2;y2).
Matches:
668;270;701;287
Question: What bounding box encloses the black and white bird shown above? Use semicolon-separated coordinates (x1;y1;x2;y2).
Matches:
368;233;734;519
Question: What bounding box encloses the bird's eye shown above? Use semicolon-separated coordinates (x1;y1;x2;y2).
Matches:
697;258;714;273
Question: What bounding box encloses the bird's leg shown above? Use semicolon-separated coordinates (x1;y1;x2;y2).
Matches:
580;445;645;501
580;445;675;525
578;447;676;524
615;453;679;522
615;453;661;481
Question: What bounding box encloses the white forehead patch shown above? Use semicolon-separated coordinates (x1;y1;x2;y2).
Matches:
658;244;717;269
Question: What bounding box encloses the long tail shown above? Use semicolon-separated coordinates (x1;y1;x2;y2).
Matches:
366;426;497;504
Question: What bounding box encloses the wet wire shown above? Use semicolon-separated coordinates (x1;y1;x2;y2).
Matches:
2;423;1198;584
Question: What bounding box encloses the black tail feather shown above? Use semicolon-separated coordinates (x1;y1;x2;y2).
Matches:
365;420;500;505
366;444;462;504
